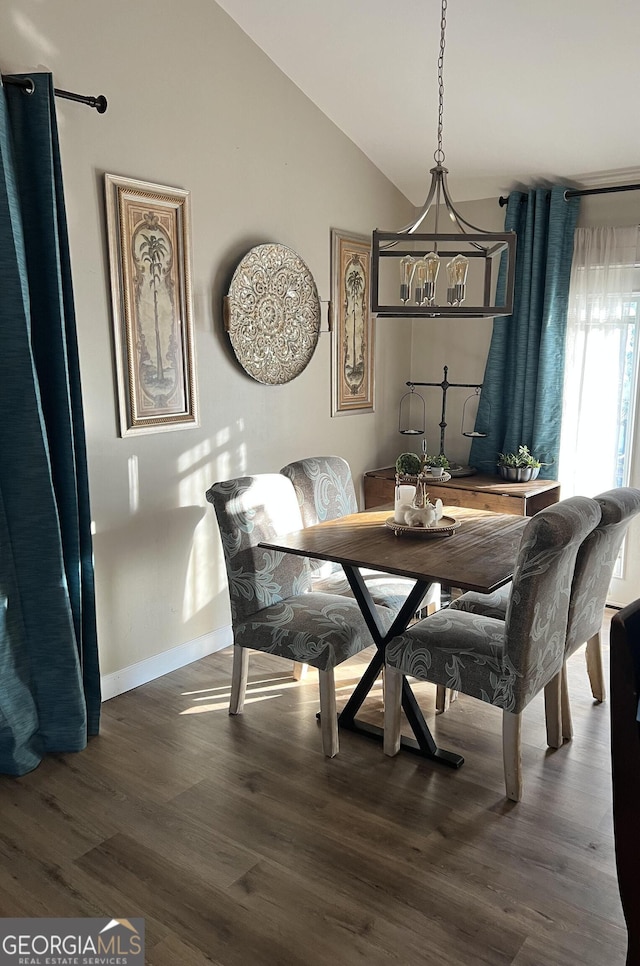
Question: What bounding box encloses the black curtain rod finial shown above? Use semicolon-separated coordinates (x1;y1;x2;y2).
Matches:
53;87;107;113
54;87;107;113
2;73;107;113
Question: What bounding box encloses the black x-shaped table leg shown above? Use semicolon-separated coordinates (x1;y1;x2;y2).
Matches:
335;565;463;768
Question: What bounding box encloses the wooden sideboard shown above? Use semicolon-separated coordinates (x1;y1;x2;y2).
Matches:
363;466;561;517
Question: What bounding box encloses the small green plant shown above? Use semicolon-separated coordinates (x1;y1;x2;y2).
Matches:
395;452;422;476
423;454;450;469
497;445;542;469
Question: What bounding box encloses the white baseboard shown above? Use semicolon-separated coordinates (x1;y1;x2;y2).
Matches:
101;625;233;701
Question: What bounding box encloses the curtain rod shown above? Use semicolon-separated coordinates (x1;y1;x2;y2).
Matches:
1;74;107;114
498;182;640;207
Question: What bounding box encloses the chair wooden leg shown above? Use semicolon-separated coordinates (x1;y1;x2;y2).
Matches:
318;668;338;757
544;672;563;749
435;686;458;713
383;666;403;756
292;661;308;681
502;710;523;802
585;631;606;702
229;645;248;715
415;587;439;621
560;662;573;741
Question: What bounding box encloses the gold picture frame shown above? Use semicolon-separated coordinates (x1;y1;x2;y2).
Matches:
330;228;375;416
105;174;198;436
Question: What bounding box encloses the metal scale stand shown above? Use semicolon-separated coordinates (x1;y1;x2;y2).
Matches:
399;365;487;477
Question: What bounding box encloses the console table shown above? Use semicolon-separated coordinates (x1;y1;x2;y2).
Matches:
363;467;560;517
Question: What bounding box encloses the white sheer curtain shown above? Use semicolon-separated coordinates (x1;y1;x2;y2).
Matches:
559;226;640;498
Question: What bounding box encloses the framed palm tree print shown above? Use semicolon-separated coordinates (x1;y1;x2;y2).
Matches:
330;228;375;416
105;174;198;436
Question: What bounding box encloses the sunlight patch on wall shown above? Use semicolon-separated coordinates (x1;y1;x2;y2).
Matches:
181;515;221;621
128;455;139;513
179;422;250;622
177;438;212;474
178;439;220;622
215;428;231;481
12;11;58;57
213;420;247;481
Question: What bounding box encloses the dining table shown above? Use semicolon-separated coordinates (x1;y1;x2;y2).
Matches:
259;505;529;767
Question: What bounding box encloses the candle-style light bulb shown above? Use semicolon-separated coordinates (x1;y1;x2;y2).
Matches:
413;258;427;306
414;252;440;306
424;251;440;304
446;254;469;305
399;255;416;304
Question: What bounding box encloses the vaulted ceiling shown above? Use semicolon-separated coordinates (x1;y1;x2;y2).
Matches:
216;0;640;204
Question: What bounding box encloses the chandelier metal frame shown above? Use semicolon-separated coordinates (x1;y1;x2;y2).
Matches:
371;0;516;320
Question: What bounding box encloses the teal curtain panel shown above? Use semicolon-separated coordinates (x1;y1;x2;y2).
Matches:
0;73;100;775
469;186;580;478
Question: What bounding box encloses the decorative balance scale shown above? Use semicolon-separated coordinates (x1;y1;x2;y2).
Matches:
397;364;489;477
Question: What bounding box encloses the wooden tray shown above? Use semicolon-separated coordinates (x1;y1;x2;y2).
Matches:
385;515;460;538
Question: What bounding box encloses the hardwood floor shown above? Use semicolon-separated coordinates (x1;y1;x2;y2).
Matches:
0;611;626;965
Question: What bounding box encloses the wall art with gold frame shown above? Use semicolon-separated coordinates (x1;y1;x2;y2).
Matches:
105;174;199;436
330;228;375;416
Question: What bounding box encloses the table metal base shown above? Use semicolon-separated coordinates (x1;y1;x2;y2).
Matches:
337;716;463;767
334;565;465;768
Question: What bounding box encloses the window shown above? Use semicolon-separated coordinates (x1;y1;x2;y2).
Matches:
559;227;640;592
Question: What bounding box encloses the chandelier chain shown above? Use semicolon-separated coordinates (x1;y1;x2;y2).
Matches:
434;0;447;166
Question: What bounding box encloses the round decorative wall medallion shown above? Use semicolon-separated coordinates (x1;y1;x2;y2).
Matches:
224;243;321;385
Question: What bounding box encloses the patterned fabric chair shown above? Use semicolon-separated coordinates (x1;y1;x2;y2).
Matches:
206;474;393;757
383;496;601;801
446;487;640;740
280;456;440;615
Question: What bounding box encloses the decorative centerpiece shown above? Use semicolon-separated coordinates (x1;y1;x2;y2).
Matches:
389;470;459;537
395;449;452;483
497;446;546;482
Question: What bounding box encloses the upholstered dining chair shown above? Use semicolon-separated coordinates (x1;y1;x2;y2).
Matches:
206;474;393;757
444;486;640;741
280;455;440;615
383;496;601;801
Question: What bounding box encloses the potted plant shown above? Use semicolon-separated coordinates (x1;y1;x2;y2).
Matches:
395;452;422;478
422;453;450;478
497;445;543;482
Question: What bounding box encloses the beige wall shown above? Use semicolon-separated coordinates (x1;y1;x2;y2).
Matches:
0;0;414;678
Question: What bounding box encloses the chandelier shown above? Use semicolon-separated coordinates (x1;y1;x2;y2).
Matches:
371;0;516;319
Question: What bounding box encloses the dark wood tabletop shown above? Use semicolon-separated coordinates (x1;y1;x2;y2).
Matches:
261;506;529;594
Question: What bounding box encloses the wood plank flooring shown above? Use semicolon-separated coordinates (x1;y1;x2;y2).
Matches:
0;611;627;965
